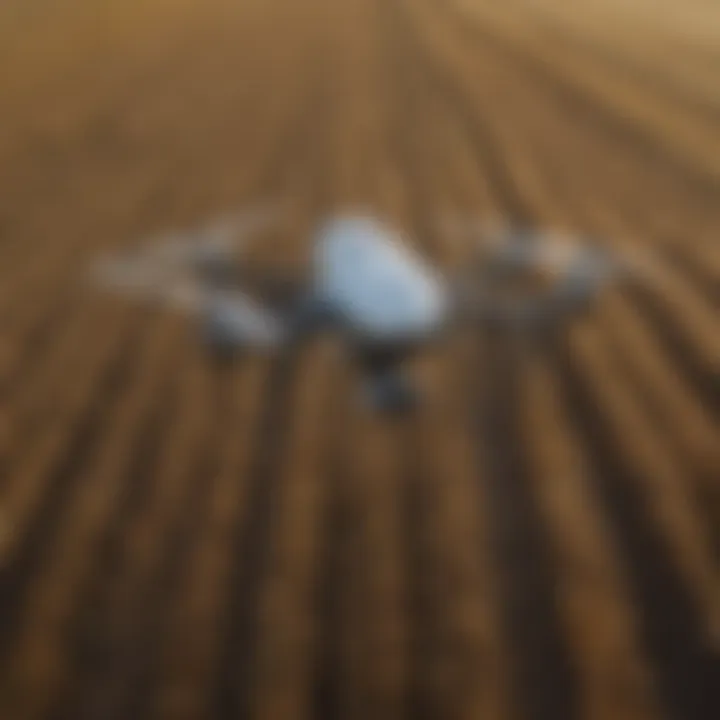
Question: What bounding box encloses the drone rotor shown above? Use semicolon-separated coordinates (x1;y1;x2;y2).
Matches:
440;216;633;331
88;202;295;352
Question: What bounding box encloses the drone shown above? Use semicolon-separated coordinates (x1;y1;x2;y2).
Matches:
90;204;638;412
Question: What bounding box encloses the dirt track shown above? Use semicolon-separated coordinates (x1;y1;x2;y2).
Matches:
0;0;719;718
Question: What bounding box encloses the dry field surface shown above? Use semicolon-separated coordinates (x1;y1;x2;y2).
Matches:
0;0;719;718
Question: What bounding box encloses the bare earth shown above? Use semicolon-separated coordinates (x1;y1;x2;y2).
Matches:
0;0;718;718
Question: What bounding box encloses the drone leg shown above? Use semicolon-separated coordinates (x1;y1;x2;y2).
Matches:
358;345;419;414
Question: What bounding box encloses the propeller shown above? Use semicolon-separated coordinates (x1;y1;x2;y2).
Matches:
440;216;637;328
88;202;290;352
141;204;285;268
89;252;205;310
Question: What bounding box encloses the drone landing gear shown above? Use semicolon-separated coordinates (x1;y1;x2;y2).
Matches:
358;346;419;415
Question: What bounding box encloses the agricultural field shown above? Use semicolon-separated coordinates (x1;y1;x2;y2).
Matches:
0;0;718;718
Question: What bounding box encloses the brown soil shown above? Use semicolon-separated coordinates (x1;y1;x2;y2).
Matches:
0;1;718;718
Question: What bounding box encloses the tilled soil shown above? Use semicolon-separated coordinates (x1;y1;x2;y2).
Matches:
0;1;718;718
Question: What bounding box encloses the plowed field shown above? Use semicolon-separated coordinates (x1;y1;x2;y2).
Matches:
0;1;718;718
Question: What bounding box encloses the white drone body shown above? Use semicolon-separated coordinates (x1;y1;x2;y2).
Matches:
90;205;632;412
315;217;450;343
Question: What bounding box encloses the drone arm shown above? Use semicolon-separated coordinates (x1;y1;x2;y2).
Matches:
282;292;336;345
201;289;288;355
